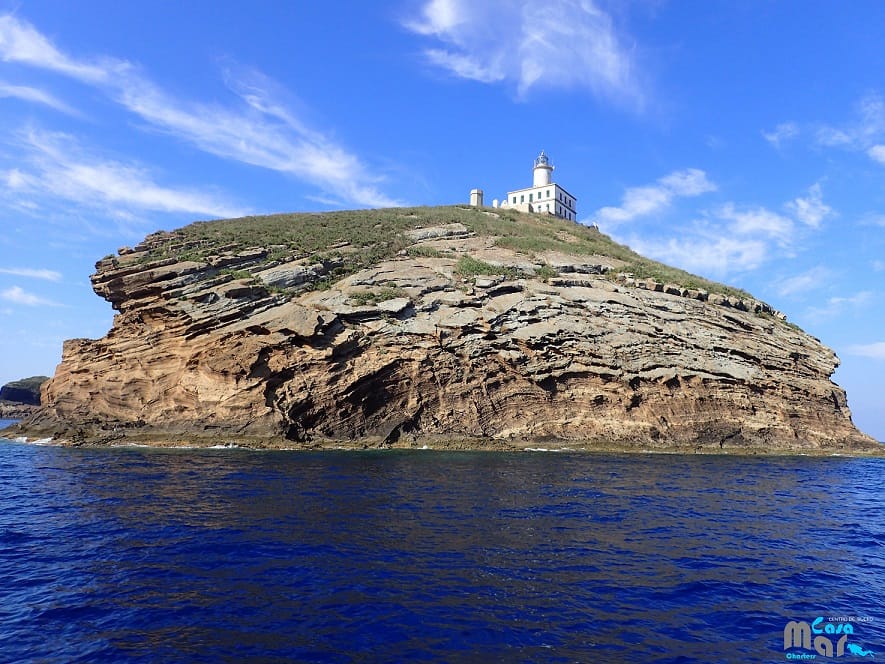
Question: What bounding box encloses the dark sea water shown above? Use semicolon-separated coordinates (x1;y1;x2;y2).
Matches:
1;421;884;663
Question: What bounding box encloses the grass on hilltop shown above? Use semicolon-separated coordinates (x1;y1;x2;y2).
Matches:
129;205;750;299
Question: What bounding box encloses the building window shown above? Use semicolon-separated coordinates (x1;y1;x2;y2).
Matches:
512;196;517;204
529;193;533;202
546;190;550;198
520;195;524;203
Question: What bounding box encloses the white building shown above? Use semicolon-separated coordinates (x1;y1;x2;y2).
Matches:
499;151;577;221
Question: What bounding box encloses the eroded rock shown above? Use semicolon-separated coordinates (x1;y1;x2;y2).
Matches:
12;217;878;453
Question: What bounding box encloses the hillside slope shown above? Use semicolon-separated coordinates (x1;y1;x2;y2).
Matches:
9;206;879;452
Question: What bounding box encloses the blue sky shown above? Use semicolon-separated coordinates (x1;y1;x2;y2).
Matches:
1;1;884;438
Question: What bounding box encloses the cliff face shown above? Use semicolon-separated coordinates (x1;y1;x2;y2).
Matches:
0;376;48;406
17;207;879;451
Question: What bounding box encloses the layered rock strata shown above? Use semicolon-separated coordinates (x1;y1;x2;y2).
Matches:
12;215;879;452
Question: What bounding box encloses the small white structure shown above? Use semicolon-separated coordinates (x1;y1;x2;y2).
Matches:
469;188;484;207
500;151;577;221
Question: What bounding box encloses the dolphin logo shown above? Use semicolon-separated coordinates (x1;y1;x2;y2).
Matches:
846;642;875;657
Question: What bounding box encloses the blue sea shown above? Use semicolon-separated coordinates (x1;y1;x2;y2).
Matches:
1;419;883;663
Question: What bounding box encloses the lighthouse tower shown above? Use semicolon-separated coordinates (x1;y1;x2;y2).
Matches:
533;151;554;187
500;150;578;221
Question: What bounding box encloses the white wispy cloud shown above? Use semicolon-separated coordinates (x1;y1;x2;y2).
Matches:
404;0;643;106
3;168;29;189
868;144;885;164
814;92;885;162
594;186;669;225
116;66;402;208
0;267;62;281
815;126;853;147
598;177;833;277
0;13;400;208
593;168;715;226
408;0;464;34
716;204;794;244
0;14;113;82
424;48;504;83
657;169;717;196
0;80;77;114
6;128;249;219
762;122;799;148
859;93;885;136
806;291;873;322
846;342;885;360
860;213;885;227
0;285;61;307
776;266;831;297
626;234;768;275
785;183;831;228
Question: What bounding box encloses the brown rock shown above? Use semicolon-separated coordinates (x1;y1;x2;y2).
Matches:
14;214;879;454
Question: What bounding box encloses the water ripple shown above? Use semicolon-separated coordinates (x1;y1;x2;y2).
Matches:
1;441;883;662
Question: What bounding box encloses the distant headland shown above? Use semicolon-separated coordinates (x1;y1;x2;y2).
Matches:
0;376;47;420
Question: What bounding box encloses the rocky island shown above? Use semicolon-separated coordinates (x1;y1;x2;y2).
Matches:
5;206;880;453
0;376;47;420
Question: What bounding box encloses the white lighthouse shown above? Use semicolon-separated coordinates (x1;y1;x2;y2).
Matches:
533;151;554;187
500;151;577;221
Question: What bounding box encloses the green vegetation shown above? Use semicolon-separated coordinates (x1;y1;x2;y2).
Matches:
535;264;558;282
129;205;750;299
140;208;447;265
618;259;750;299
218;268;255;281
451;207;751;298
455;255;511;278
407;245;445;258
348;286;409;306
